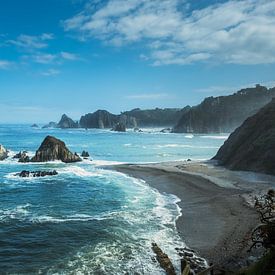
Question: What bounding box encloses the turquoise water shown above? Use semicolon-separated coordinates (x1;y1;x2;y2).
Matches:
0;125;228;274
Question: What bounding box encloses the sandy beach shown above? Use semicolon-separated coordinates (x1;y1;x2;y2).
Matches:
106;160;275;271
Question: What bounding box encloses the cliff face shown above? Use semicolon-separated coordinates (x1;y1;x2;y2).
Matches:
57;114;79;129
173;85;275;133
0;145;8;161
31;136;81;163
213;99;275;175
122;107;190;127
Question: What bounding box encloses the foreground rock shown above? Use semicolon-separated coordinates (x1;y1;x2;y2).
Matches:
112;122;126;132
173;85;275;133
213;98;275;175
57;114;79;129
16;170;58;177
31;136;81;163
0;145;8;160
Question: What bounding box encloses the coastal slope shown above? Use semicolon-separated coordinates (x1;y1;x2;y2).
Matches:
213;98;275;175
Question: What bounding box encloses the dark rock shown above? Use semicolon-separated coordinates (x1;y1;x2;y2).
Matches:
31;124;39;128
16;170;58;177
57;114;78;129
31;136;82;163
213;98;275;175
81;150;90;157
13;151;27;159
151;243;176;275
187;159;192;162
18;152;30;163
42;121;57;129
0;145;8;161
112;122;126;132
160;128;171;133
173;85;275;133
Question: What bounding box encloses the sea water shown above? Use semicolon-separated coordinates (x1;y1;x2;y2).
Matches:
0;125;228;274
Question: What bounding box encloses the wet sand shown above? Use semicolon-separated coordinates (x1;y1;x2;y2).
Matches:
106;161;275;271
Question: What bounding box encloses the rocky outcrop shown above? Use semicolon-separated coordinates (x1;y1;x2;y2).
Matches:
213;98;275;175
173;85;275;133
81;151;90;158
57;114;79;129
16;170;58;177
17;151;30;163
31;124;39;128
122;107;190;127
112;122;126;132
42;121;57;129
31;136;81;163
0;145;8;160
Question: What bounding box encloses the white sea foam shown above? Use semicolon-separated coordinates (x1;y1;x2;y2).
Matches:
59;166;103;177
200;135;229;140
0;204;31;221
185;134;194;139
92;159;125;166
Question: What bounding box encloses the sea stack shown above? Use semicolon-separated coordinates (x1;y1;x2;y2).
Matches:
31;136;81;163
0;145;8;160
57;114;79;129
213;98;275;175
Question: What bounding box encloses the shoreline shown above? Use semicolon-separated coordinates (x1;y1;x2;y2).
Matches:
104;160;275;271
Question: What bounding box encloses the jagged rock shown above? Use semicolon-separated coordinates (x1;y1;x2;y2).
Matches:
18;152;30;163
112;122;126;132
42;121;57;129
151;243;176;275
0;145;8;161
13;151;27;159
16;170;58;177
31;136;82;163
134;127;143;132
57;114;78;129
31;124;39;128
173;85;275;133
213;98;275;175
81;150;90;157
160;128;171;133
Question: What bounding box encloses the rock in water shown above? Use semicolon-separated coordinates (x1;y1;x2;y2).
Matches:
57;114;79;129
18;152;30;163
31;124;39;128
0;145;8;160
31;136;82;163
16;170;58;177
81;150;90;157
112;122;126;132
213;98;275;175
42;121;58;129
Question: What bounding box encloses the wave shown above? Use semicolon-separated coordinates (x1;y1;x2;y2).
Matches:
59;166;103;177
184;134;194;139
155;144;219;149
200;135;229;140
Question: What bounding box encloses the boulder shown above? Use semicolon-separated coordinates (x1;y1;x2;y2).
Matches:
18;152;30;163
31;136;82;163
213;98;275;175
16;170;58;177
112;122;126;132
0;145;8;161
160;128;171;133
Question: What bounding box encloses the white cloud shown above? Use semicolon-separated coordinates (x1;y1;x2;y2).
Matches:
60;51;79;60
0;60;13;69
126;93;169;100
63;0;275;65
8;33;54;50
41;69;60;76
32;53;57;64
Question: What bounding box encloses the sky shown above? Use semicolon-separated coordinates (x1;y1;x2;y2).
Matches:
1;0;275;123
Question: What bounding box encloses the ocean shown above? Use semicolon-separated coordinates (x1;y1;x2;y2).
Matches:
0;125;228;274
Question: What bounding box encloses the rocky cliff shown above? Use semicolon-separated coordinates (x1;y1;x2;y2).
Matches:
173;85;275;133
57;114;79;129
31;136;81;163
122;107;190;127
213;99;275;175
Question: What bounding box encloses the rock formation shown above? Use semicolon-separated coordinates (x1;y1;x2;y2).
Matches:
31;136;81;163
16;170;58;177
173;85;275;133
81;151;90;158
0;145;8;160
42;121;57;129
18;152;30;163
57;114;79;129
112;122;126;132
213;98;275;175
31;124;39;128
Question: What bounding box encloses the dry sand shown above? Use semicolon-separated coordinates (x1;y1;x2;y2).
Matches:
106;160;275;271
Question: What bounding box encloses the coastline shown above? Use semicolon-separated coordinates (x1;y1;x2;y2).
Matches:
104;160;275;271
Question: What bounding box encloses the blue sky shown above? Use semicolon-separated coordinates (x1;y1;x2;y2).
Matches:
1;0;275;123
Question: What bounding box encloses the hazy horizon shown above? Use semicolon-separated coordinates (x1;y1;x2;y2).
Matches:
1;0;275;123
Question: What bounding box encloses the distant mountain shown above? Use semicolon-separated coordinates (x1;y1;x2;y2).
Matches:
173;85;275;133
213;98;275;175
121;107;190;127
57;114;79;129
